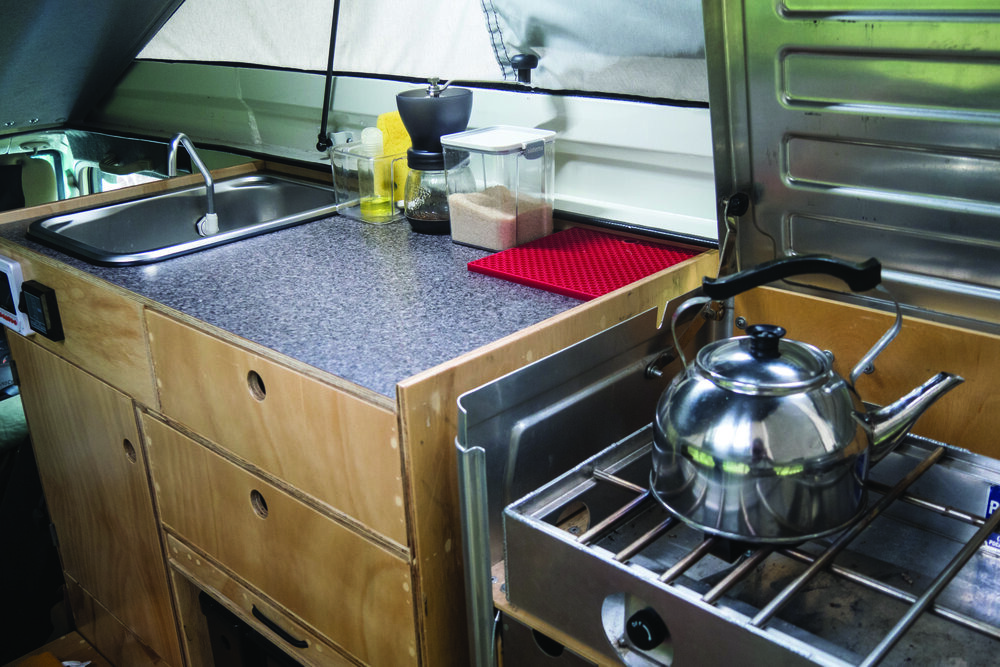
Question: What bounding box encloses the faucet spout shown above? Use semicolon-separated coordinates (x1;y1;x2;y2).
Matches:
168;133;219;236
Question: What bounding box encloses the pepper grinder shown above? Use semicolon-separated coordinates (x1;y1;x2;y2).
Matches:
395;80;474;235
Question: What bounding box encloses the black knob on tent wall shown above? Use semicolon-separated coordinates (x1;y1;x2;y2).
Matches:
510;54;539;85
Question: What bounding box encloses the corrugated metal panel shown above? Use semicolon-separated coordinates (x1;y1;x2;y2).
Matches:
704;1;1000;331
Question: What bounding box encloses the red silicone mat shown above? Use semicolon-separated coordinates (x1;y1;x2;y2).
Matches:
467;227;702;300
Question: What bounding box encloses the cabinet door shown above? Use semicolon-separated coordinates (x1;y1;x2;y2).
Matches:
9;335;181;667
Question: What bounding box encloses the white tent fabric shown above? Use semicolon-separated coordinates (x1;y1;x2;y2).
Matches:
139;0;708;101
138;0;503;80
484;0;707;100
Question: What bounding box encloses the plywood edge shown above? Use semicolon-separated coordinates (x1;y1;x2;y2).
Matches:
140;409;409;559
0;159;335;229
399;250;717;392
164;536;359;667
262;159;335;186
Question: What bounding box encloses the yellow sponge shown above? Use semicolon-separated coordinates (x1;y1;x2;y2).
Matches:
376;111;411;199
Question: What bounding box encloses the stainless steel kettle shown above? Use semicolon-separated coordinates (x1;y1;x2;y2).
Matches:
651;255;964;543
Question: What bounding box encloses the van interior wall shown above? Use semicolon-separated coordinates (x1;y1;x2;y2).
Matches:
86;62;718;239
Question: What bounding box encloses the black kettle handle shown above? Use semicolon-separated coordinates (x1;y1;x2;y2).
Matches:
702;255;881;301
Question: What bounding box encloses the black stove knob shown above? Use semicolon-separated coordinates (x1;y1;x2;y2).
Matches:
626;607;669;651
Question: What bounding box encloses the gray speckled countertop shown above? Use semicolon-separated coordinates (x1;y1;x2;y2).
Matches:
0;215;581;397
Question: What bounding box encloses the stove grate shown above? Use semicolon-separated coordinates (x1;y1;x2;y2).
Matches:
518;437;1000;665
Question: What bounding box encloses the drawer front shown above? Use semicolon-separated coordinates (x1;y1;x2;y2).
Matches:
144;416;418;667
0;244;156;406
145;310;406;546
168;539;356;667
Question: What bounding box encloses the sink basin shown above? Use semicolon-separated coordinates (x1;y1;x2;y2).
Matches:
27;173;344;265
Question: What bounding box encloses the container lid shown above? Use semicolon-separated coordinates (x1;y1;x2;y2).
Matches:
441;125;555;155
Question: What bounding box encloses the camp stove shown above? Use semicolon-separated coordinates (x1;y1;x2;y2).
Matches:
504;425;1000;666
457;305;1000;666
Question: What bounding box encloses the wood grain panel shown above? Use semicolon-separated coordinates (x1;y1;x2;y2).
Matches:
736;287;1000;456
0;243;157;406
396;249;717;667
144;416;417;666
167;542;357;667
65;578;173;667
145;310;406;547
10;337;181;667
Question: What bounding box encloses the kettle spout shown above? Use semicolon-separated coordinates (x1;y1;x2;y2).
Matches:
870;372;964;462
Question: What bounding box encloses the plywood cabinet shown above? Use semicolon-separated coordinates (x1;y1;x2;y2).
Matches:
9;335;181;666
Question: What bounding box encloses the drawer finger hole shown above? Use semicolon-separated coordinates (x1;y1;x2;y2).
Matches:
250;489;269;519
123;438;137;463
247;370;267;401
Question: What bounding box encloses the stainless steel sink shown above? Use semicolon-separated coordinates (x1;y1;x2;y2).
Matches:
27;173;344;265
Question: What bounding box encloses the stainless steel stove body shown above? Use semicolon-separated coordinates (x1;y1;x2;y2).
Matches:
456;306;708;666
457;308;1000;666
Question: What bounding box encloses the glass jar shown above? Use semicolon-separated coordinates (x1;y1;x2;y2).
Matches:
403;159;474;235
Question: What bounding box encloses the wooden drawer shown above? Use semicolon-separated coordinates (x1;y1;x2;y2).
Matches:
143;416;418;667
0;243;156;406
145;310;406;546
167;539;357;667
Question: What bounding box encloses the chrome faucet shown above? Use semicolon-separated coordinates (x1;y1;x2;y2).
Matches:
168;133;219;236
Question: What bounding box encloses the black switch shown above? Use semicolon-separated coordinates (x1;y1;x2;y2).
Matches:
19;280;63;341
626;607;669;651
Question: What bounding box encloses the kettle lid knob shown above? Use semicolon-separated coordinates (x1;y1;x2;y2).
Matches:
747;324;785;360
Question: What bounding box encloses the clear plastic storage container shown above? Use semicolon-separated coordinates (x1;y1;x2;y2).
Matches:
330;129;406;224
441;126;555;251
